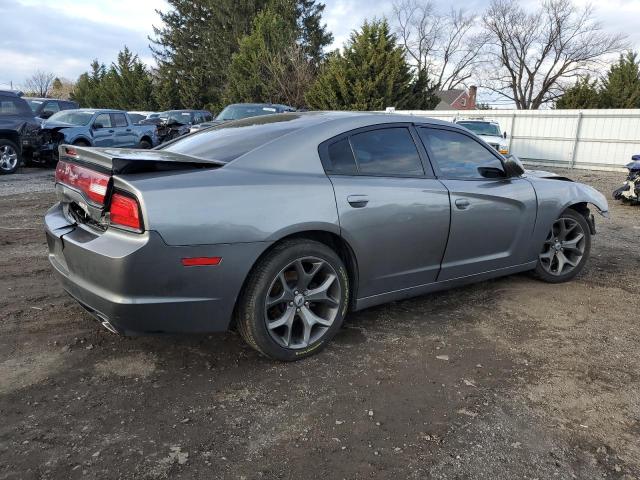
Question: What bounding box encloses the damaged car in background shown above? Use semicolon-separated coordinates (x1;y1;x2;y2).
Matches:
0;89;41;174
45;112;609;361
613;154;640;203
37;109;158;165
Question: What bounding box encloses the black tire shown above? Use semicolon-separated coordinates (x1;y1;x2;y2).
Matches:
138;139;152;149
534;209;591;283
236;239;350;361
73;139;90;147
0;139;21;175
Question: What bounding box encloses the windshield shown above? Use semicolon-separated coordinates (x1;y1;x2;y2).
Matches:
47;110;94;126
160;111;193;124
26;99;44;112
458;122;501;137
216;105;278;121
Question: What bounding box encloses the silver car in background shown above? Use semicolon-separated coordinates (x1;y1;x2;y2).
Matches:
45;112;608;361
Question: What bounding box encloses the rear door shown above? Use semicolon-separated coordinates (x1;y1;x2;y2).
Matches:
110;113;136;147
322;125;451;298
417;126;537;281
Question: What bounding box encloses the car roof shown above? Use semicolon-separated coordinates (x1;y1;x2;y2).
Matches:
0;90;24;97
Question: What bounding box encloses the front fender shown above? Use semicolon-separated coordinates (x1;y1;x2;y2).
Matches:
526;177;609;261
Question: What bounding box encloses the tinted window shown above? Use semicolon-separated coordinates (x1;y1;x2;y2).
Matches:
43;101;60;115
128;113;146;124
0;97;30;115
419;128;504;179
457;122;501;137
94;113;112;128
327;138;357;174
350;128;424;176
112;113;128;127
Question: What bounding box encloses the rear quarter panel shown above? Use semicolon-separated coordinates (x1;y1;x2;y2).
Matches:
117;167;340;246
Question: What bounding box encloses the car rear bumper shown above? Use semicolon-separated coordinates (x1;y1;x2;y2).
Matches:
45;203;268;335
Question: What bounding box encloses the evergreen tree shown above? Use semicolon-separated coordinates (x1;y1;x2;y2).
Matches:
295;0;333;65
600;52;640;109
305;19;414;111
409;69;440;110
555;76;601;109
150;0;270;111
225;5;297;104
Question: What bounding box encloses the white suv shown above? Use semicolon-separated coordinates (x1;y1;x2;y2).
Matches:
455;119;509;155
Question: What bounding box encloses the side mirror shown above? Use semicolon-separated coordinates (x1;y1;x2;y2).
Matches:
41;111;54;119
93;122;104;130
503;131;508;139
503;154;525;178
478;166;506;179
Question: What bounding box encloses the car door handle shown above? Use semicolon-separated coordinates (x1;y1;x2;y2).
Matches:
455;198;470;209
347;195;369;208
108;129;115;133
126;129;132;132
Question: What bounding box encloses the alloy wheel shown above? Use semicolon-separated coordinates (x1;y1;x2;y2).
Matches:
264;257;341;349
539;217;586;276
0;145;18;172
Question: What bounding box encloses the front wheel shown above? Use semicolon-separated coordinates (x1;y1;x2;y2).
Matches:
138;139;152;149
534;209;591;283
0;139;20;175
236;239;350;361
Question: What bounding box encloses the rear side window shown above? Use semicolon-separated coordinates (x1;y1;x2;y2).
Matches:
418;128;504;179
327;138;357;175
112;113;128;127
350;128;424;176
0;97;30;115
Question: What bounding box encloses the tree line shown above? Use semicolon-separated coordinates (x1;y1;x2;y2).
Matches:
26;0;638;111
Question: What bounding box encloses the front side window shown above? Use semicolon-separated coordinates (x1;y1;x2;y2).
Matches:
349;128;424;176
94;113;112;128
418;128;504;179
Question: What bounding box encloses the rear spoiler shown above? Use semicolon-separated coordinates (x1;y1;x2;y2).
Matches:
58;145;225;174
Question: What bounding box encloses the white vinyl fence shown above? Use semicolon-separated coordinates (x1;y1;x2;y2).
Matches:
393;109;640;171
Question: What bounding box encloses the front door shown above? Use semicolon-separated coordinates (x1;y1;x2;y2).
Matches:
322;125;451;298
417;126;537;281
91;113;114;147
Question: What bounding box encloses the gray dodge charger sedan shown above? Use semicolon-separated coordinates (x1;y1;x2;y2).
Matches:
45;112;608;361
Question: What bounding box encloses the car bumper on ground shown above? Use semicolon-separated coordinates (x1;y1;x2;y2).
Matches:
44;203;267;335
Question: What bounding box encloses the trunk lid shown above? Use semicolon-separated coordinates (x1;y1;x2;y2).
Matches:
55;145;223;230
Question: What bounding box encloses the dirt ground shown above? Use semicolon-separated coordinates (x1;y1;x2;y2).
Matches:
0;166;639;480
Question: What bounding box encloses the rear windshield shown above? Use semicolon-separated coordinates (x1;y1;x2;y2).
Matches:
161;114;301;162
216;105;278;121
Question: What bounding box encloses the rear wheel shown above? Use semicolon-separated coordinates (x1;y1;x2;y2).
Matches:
534;209;591;283
0;139;20;175
236;239;349;361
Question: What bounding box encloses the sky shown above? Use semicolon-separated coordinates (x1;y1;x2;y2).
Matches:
2;0;640;98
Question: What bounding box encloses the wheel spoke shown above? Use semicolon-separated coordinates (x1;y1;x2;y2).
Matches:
294;260;323;290
562;233;584;253
267;305;296;331
266;273;295;307
305;274;338;305
539;249;554;261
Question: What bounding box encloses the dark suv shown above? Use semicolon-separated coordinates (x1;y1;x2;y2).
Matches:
0;90;41;174
24;97;78;122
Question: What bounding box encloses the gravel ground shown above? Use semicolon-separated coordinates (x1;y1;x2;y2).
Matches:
0;166;638;480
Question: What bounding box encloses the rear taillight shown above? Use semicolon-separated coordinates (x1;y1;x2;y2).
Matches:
109;193;142;231
55;160;110;205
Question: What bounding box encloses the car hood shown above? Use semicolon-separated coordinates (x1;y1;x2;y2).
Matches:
525;169;569;180
41;121;81;130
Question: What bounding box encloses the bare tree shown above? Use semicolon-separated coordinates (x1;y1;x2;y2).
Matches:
392;0;487;90
482;0;627;109
264;43;316;108
24;70;56;97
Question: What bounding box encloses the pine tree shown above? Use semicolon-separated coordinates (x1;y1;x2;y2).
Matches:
295;0;333;66
150;0;270;111
305;19;414;111
555;76;601;109
409;69;440;110
600;52;640;108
